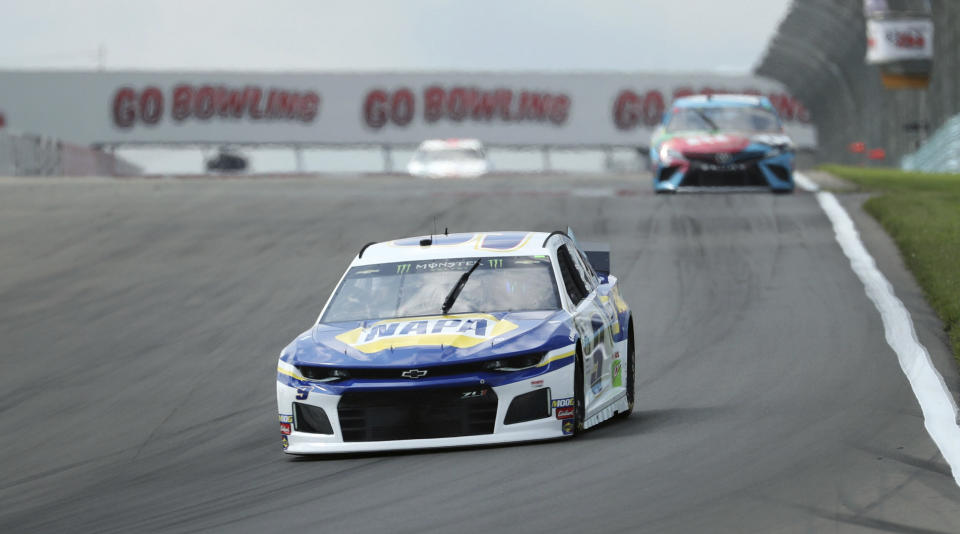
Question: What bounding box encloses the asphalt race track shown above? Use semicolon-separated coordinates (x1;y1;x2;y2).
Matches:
1;174;959;533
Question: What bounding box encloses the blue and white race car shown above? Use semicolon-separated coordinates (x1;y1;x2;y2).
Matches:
650;94;795;193
276;230;635;454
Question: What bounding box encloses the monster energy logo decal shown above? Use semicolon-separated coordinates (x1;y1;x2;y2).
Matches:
350;257;550;279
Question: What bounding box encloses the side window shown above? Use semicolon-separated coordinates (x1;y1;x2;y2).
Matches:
566;245;597;293
557;245;588;306
573;248;600;290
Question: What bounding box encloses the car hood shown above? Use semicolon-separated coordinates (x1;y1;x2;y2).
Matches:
658;131;793;156
283;310;574;368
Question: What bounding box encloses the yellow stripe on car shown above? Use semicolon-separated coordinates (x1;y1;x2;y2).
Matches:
537;349;575;367
277;365;305;381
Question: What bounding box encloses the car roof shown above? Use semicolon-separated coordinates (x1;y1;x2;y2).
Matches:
416;139;485;151
354;231;560;266
672;94;773;109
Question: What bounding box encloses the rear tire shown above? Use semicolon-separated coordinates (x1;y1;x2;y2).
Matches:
620;320;635;417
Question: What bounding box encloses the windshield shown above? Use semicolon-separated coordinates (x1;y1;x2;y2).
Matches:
666;106;783;134
412;148;486;164
321;256;560;323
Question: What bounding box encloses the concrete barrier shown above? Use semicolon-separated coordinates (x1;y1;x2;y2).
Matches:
0;132;140;176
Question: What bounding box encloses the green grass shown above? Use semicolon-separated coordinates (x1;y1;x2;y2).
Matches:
822;165;960;363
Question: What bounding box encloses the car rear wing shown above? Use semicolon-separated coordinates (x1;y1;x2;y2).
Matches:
580;242;611;276
563;227;611;276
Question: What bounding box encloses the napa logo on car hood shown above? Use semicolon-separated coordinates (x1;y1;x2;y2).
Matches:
334;313;519;354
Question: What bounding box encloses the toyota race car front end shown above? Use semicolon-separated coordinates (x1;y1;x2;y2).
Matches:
653;134;795;192
651;95;796;193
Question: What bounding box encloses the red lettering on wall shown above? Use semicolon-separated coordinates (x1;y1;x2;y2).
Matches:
194;86;216;120
139;87;164;125
641;90;664;127
613;87;811;131
111;86;164;128
472;91;497;121
448;88;468;122
217;87;247;118
112;87;138;128
495;90;512;121
549;95;570;126
247;87;264;119
423;86;444;123
363;86;572;129
112;84;321;127
364;89;390;129
300;92;320;122
391;89;415;126
613;90;663;130
172;85;193;121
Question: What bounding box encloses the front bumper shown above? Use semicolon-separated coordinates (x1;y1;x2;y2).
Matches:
654;151;794;192
276;350;575;454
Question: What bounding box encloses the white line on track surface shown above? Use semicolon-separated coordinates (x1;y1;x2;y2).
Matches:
796;172;960;486
793;172;820;193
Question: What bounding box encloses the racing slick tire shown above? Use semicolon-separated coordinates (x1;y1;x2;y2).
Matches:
618;319;635;418
574;342;586;435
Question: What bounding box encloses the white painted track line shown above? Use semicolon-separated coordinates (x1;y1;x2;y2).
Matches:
811;182;960;486
794;171;820;193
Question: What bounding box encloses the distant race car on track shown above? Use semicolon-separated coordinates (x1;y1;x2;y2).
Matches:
406;139;491;178
650;94;795;193
276;230;635;454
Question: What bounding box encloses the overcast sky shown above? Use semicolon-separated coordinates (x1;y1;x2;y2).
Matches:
0;0;792;72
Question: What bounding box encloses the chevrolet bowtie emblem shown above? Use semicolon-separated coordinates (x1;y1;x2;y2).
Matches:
401;369;428;379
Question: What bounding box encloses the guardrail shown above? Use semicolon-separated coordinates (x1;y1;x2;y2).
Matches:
0;131;140;176
902;113;960;172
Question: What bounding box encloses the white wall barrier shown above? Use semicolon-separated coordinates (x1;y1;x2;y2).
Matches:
0;132;140;176
0;71;817;150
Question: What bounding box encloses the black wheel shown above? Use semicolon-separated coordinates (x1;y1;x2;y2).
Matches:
574;343;586;435
619;320;635;418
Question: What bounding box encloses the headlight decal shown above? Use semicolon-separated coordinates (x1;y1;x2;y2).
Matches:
277;360;306;381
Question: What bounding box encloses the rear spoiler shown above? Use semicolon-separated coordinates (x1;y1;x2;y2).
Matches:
580;242;611;276
544;227;612;275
